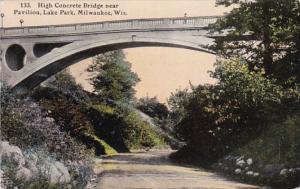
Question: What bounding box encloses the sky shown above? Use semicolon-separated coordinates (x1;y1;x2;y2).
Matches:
0;0;231;102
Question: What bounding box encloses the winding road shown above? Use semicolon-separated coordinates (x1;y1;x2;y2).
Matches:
94;151;261;189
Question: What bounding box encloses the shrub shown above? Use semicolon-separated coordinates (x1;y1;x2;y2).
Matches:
85;103;163;151
1;84;91;161
44;69;90;103
235;113;300;167
32;87;93;136
32;87;118;156
121;111;163;149
172;60;300;164
136;96;169;121
167;88;190;126
0;84;42;148
82;133;117;156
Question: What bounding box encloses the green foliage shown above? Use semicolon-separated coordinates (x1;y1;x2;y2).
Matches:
85;104;129;152
1;82;93;188
83;133;118;156
236;113;300;167
122;111;163;149
136;96;169;121
87;50;140;103
1;84;90;161
50;69;78;90
86;104;163;151
172;60;300;164
33;83;163;155
32;87;115;156
167;88;190;125
33;87;93;135
231;113;300;188
0;84;43;148
212;0;300;84
49;69;90;102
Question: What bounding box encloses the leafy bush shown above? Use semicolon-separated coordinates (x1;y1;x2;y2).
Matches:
32;85;162;154
86;103;163;151
224;113;300;188
235;113;300;167
1;85;90;161
136;96;169;121
122;111;163;149
172;60;300;164
44;69;90;103
83;133;117;156
32;87;93;136
32;86;118;156
0;84;40;148
167;88;190;126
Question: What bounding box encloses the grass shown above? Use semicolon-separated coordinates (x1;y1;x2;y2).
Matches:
84;133;118;156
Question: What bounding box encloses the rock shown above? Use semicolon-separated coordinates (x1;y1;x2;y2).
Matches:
1;141;71;185
44;117;55;122
246;171;254;176
236;156;244;162
16;167;33;181
235;168;242;174
25;159;39;176
289;168;296;174
280;169;288;176
45;161;71;184
25;153;38;165
29;103;38;108
0;141;26;167
0;169;4;188
224;155;232;161
246;158;253;166
263;164;284;177
236;160;246;167
0;169;3;178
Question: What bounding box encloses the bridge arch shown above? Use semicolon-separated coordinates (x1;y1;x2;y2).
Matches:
10;36;215;93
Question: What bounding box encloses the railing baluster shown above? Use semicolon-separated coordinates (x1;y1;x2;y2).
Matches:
1;16;222;36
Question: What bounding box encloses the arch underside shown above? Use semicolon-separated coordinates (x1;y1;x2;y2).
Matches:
11;37;215;93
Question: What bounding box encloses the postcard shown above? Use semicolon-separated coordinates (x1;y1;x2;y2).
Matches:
1;1;299;189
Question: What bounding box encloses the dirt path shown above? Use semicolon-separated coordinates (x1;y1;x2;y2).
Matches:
94;150;261;189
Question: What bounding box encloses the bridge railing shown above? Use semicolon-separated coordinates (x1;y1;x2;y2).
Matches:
0;16;222;36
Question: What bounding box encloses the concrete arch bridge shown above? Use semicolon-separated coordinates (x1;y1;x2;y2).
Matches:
0;16;222;93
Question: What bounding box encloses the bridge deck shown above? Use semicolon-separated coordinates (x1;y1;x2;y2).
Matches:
0;16;221;37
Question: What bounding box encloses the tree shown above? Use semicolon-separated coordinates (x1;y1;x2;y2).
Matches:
167;88;190;125
47;69;90;103
52;69;78;90
136;96;169;120
87;50;140;103
212;0;300;84
173;60;300;163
